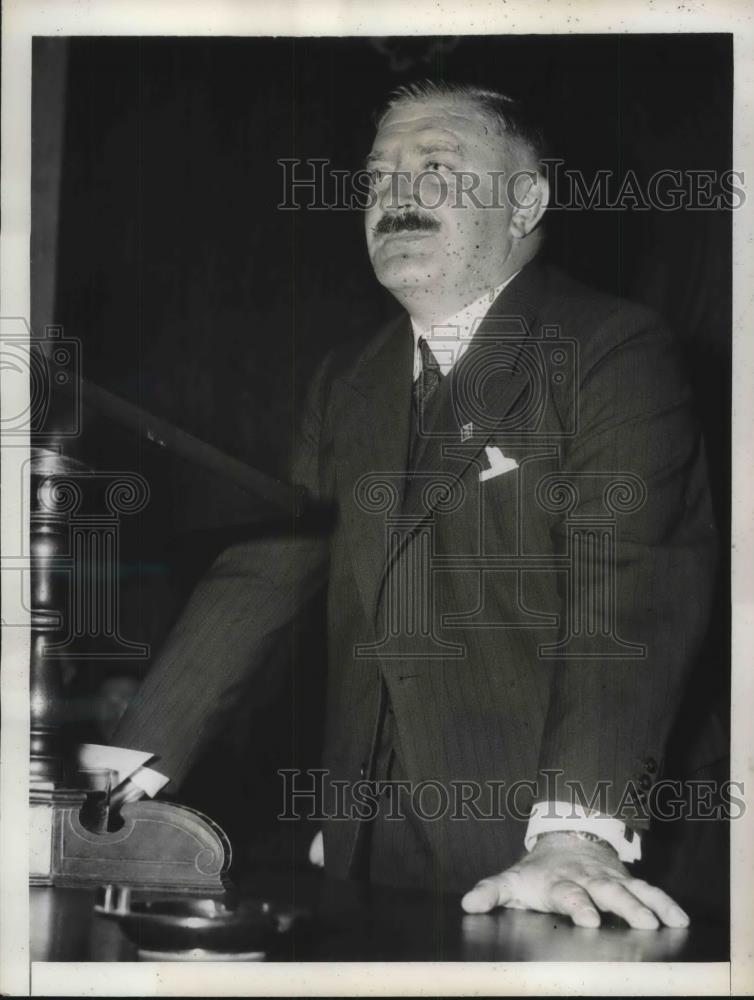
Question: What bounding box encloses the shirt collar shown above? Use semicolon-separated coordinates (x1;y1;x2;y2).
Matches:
410;271;521;378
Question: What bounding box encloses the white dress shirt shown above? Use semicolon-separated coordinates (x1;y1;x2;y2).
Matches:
82;268;641;863
410;274;520;378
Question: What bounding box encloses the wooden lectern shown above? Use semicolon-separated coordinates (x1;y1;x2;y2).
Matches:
29;369;297;892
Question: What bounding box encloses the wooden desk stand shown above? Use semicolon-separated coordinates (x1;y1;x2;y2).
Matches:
32;793;231;893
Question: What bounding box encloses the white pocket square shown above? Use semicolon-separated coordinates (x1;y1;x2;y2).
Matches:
479;446;519;482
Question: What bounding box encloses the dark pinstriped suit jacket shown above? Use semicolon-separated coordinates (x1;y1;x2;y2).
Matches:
113;260;717;891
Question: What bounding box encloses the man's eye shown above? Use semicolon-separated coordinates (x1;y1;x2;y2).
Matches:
425;160;452;174
368;168;388;185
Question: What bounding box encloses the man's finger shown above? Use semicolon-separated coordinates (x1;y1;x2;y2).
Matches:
626;878;690;928
461;876;514;914
110;779;144;809
549;879;601;928
586;878;660;930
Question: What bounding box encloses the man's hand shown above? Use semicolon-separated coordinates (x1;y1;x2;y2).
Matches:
109;777;146;810
461;832;689;929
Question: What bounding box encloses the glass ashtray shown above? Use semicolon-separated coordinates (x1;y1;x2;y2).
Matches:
94;885;308;959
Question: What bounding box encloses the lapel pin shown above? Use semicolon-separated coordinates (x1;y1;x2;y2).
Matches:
461;422;474;442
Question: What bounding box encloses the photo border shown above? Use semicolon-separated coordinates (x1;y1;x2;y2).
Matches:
1;1;751;995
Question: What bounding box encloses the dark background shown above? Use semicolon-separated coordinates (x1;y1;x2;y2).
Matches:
32;35;731;917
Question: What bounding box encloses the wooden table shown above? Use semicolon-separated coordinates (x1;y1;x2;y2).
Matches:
31;869;728;963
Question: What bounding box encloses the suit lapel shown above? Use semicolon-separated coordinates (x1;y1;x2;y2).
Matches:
400;260;546;524
334;260;547;628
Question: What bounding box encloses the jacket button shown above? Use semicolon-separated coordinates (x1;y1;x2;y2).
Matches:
360;762;368;779
639;773;652;790
645;757;657;773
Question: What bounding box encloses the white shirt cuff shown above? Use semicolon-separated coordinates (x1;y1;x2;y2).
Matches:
525;800;642;863
128;765;170;797
77;743;169;798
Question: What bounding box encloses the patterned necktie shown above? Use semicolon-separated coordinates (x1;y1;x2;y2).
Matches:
413;336;443;415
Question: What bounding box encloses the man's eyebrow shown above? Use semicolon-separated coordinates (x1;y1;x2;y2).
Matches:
364;150;389;169
363;138;464;170
415;140;464;156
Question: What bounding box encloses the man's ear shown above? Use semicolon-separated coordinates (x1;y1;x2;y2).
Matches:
509;170;549;239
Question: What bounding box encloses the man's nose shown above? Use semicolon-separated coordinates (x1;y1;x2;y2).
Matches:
379;167;416;212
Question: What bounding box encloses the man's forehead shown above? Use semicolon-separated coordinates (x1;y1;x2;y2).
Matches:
373;97;495;147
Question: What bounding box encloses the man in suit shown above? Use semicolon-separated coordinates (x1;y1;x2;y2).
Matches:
106;81;716;929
